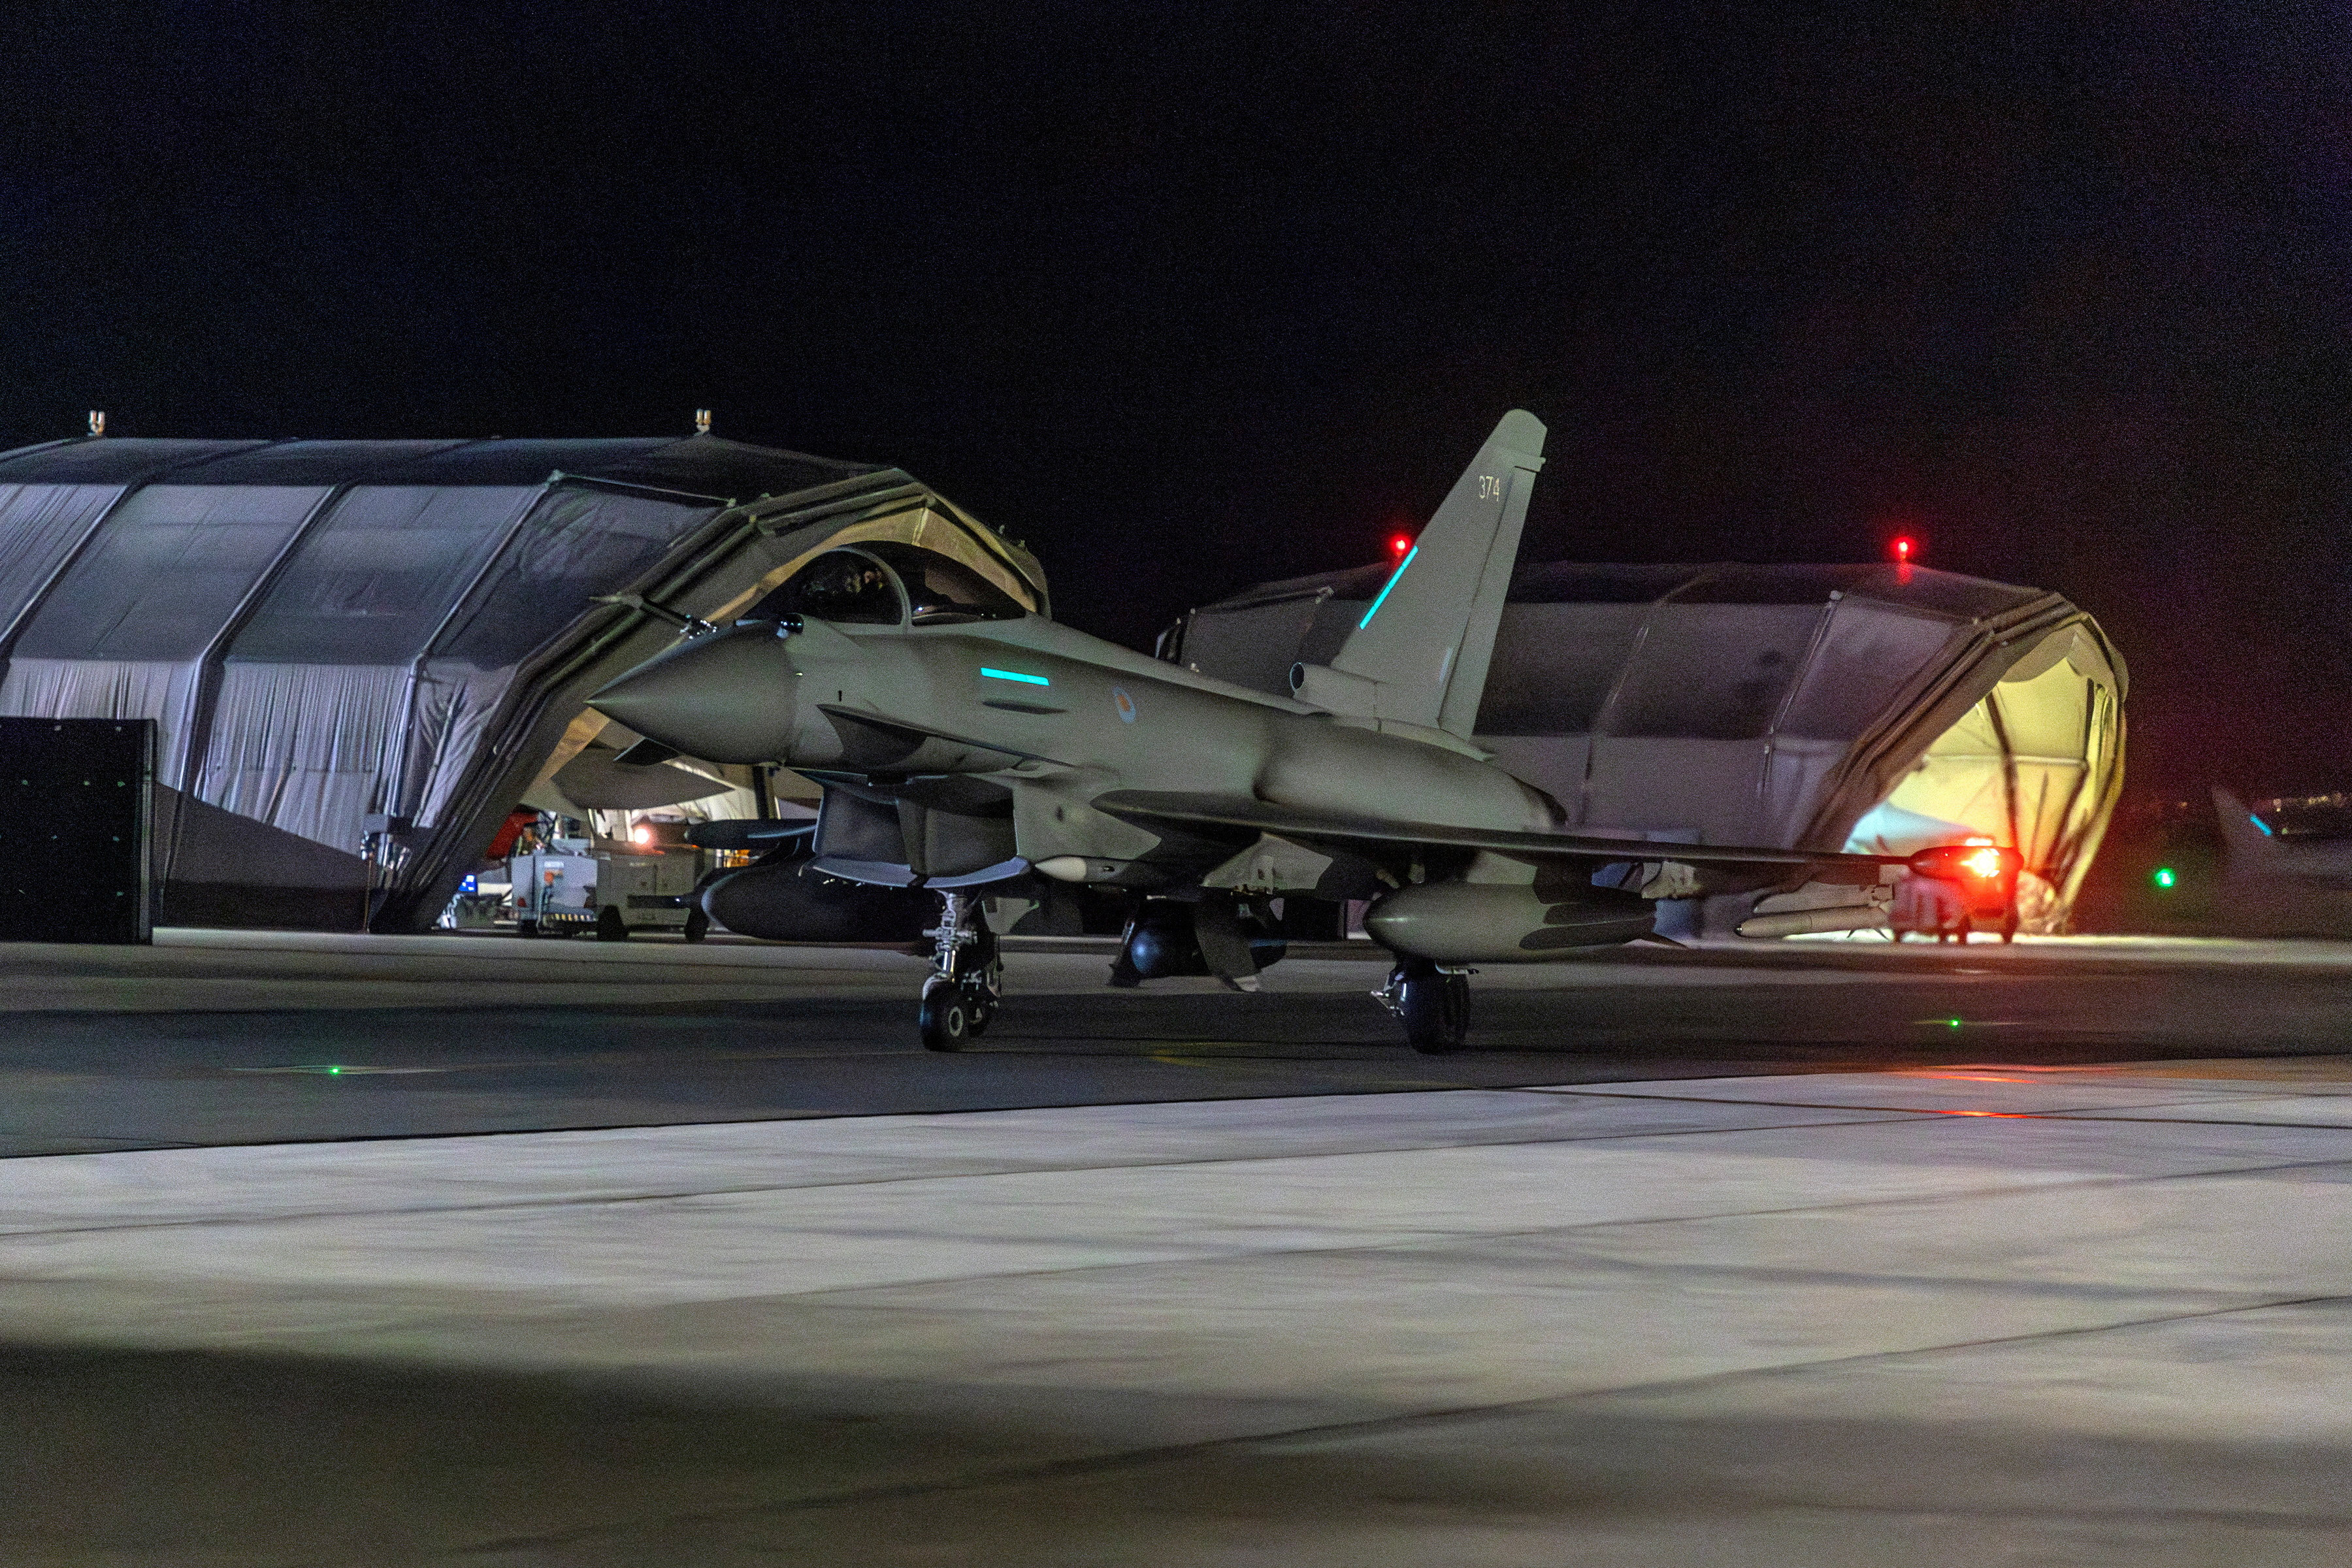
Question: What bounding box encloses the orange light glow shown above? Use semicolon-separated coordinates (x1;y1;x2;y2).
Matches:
631;825;653;847
1908;841;2020;884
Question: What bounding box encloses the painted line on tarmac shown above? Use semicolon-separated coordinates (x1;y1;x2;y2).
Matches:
227;1065;458;1076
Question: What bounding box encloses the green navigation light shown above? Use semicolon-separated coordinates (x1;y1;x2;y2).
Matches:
2152;867;2178;889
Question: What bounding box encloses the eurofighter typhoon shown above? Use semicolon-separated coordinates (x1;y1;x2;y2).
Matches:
590;412;2011;1050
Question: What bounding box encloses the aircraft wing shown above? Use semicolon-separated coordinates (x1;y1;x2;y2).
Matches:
1091;790;1904;878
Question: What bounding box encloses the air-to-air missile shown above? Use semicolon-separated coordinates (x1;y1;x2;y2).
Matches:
590;411;2014;1051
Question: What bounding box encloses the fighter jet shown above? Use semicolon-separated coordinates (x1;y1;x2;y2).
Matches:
591;412;2008;1051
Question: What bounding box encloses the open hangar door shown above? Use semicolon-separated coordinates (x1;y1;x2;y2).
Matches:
0;433;1045;932
1163;561;2125;936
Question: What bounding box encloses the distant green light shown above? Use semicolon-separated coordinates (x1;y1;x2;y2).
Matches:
328;1066;343;1075
2152;867;2178;889
1948;1019;1963;1028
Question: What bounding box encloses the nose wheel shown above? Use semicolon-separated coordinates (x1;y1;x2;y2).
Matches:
918;890;1001;1053
1377;960;1471;1053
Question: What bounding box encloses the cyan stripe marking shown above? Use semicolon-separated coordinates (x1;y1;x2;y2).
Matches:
980;666;1051;687
1358;546;1418;629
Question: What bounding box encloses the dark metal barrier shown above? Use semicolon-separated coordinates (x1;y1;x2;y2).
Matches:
0;717;153;943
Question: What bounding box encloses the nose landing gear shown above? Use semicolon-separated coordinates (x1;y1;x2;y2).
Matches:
918;890;1001;1052
1376;958;1472;1054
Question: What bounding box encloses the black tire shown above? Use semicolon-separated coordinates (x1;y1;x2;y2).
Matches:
919;986;971;1051
1399;966;1471;1054
596;906;629;942
515;919;540;939
683;907;710;943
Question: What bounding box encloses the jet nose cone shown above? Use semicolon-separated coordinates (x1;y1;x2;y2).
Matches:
589;624;798;762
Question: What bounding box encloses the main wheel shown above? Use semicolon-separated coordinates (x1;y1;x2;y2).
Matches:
683;907;711;943
919;985;972;1051
1397;966;1471;1054
595;906;629;941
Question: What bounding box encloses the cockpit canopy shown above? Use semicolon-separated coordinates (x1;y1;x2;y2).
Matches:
754;544;1027;627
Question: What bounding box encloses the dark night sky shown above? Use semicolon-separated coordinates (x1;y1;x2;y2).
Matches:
4;2;2346;795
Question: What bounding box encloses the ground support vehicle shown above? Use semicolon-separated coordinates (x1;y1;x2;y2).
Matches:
508;849;598;937
587;850;708;941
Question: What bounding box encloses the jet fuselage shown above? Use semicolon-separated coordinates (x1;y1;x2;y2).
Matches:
591;608;1558;894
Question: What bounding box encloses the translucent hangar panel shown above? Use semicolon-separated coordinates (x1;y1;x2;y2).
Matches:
0;484;124;632
410;488;721;834
429;487;713;668
197;486;546;850
0;485;335;786
10;485;331;662
223;486;544;665
191;484;720;853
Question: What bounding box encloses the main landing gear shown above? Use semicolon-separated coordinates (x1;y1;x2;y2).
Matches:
1377;958;1471;1054
918;889;1002;1052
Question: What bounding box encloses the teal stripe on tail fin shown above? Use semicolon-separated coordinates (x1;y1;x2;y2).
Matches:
1296;410;1545;736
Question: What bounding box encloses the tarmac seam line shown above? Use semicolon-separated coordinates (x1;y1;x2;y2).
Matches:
0;1109;1949;1239
2;1119;2342;1258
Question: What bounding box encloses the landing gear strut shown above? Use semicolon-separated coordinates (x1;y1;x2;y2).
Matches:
1377;958;1471;1054
918;890;1001;1052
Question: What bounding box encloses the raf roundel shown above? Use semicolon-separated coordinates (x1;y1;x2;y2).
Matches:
1111;686;1137;724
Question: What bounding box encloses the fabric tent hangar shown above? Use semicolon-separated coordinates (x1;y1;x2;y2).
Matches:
1162;560;2125;935
0;433;1045;930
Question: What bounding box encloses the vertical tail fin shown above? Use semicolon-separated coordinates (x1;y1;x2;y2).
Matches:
2213;787;2279;862
1295;410;1546;736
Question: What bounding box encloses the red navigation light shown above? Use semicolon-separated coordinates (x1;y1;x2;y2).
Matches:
1891;536;1916;564
1909;843;2021;883
1390;533;1414;557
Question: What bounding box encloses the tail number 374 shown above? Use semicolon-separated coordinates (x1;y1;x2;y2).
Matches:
1477;474;1504;499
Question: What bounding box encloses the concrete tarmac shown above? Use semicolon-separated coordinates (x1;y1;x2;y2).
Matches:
3;930;2352;1563
3;928;2352;1153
